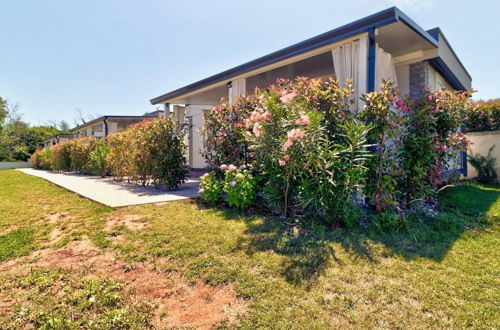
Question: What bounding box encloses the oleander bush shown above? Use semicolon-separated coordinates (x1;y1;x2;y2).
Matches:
68;137;98;173
89;139;110;177
200;96;256;170
51;142;72;172
200;77;473;227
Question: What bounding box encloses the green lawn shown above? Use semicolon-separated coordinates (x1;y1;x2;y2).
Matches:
0;169;498;328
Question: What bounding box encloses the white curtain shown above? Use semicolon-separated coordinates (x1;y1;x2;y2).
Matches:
228;78;246;105
331;36;367;112
375;45;398;91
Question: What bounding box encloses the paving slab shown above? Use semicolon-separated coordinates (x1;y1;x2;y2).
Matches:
18;168;200;207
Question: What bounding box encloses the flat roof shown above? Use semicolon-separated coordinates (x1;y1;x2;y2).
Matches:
151;6;439;105
70;115;157;132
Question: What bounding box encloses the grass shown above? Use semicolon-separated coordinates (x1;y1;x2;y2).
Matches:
0;169;499;328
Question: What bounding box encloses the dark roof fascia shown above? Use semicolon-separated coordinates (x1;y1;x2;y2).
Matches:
426;27;472;80
428;57;467;90
70;115;157;132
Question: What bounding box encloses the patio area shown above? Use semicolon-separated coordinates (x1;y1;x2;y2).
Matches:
18;168;200;207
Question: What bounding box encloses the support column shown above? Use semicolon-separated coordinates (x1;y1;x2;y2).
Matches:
409;61;429;99
367;27;376;93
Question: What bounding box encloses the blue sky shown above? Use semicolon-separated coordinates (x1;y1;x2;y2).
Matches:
1;0;499;126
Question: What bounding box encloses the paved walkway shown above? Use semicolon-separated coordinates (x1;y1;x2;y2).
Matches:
18;168;200;208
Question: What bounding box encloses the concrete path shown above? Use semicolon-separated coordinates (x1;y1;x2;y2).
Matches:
18;168;200;208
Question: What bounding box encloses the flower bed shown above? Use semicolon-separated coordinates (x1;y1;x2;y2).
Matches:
200;77;473;227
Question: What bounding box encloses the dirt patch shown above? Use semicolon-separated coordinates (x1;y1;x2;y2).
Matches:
104;214;148;232
47;228;64;244
45;212;70;224
0;225;19;235
0;237;246;328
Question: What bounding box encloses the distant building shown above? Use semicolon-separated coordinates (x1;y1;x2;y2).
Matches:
71;111;163;139
43;134;73;149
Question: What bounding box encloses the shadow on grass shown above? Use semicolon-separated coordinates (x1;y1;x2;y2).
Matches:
196;184;499;286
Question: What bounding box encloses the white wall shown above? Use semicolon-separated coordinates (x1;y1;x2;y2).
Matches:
428;65;452;91
185;105;213;169
395;64;410;97
467;130;500;180
0;162;32;170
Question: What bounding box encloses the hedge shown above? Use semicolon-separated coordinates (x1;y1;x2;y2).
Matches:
31;118;188;190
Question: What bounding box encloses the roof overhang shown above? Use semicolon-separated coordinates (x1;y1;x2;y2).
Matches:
70;115;157;133
426;27;472;90
150;6;441;105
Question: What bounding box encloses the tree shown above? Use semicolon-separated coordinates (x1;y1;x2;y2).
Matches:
0;97;66;161
59;120;71;132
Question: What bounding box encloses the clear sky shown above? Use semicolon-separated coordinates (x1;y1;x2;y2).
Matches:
1;0;499;126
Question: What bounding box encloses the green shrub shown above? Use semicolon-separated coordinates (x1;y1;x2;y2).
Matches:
201;77;474;228
199;171;223;205
107;118;187;189
68;137;97;173
222;165;257;209
201;97;256;170
106;129;138;182
469;145;498;183
51;142;72;172
89;139;110;177
37;147;53;170
146;118;188;189
465;100;500;132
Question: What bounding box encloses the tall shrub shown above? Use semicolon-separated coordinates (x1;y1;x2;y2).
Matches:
107;118;187;189
106;129;138;182
361;81;407;212
147;118;188;189
241;78;370;224
201;96;257;170
89;139;110;177
400;89;472;204
68;137;97;173
51;142;72;172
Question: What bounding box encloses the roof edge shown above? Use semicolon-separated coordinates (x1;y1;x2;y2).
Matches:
426;27;472;80
70;114;158;132
150;6;442;105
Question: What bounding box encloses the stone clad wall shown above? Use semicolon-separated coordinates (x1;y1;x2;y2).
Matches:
409;61;429;99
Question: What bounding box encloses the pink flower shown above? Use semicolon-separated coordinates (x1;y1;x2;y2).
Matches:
262;111;272;120
295;115;310;126
441;145;447;151
250;111;263;122
228;164;237;172
199;188;205;193
220;164;228;170
279;159;287;166
427;95;433;101
229;180;236;187
283;154;290;161
280;90;298;104
287;129;305;141
253;123;262;138
282;140;294;152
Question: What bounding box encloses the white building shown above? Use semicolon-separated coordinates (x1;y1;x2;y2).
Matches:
150;7;471;170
